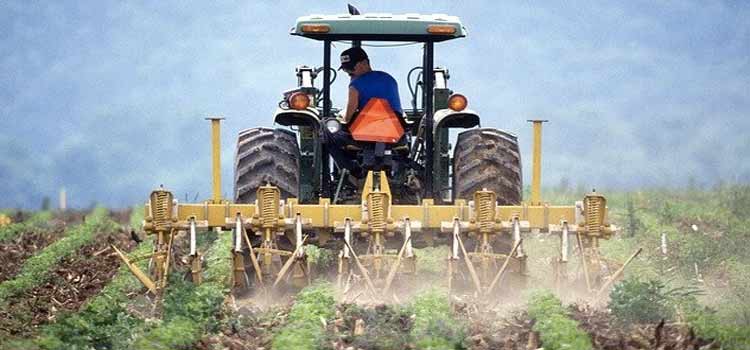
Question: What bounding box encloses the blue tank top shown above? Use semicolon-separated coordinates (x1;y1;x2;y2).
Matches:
349;71;403;115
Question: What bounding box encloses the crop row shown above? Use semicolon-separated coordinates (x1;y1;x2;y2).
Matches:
0;208;115;301
408;289;466;349
131;230;232;349
527;291;593;350
0;211;53;242
25;239;156;350
15;206;151;349
272;282;337;349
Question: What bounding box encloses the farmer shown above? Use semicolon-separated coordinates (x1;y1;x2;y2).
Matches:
323;46;404;177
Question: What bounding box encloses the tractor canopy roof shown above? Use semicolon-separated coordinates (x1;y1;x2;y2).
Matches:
291;13;466;42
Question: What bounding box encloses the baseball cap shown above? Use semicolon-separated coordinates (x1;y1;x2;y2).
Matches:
339;47;368;71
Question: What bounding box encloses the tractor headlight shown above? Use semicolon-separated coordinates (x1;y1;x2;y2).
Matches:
448;94;468;111
288;92;311;110
325;118;341;133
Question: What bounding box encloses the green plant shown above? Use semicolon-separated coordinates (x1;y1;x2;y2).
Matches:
609;278;702;324
336;303;413;350
273;282;336;350
685;302;750;350
527;291;592;350
657;200;678;223
408;288;465;350
306;244;336;267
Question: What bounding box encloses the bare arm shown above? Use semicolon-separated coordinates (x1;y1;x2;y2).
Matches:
343;86;359;123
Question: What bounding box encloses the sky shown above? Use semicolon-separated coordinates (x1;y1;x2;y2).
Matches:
1;1;748;209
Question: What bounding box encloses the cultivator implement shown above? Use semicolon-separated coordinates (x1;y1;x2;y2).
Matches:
114;119;628;299
126;177;618;297
442;190;528;295
549;192;640;295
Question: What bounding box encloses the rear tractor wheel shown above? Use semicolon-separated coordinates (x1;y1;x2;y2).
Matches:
452;127;522;205
234;127;300;203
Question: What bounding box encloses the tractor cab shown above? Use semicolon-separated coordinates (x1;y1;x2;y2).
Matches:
270;8;483;204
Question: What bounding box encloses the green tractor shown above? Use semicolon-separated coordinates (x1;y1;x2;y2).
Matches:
233;9;522;208
123;7;620;298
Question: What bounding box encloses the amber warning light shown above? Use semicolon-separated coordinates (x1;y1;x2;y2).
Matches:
427;25;457;34
301;24;330;33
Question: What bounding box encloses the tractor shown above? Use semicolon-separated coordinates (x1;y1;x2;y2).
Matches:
118;7;627;301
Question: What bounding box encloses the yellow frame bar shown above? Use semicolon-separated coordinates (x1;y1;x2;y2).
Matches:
157;198;588;231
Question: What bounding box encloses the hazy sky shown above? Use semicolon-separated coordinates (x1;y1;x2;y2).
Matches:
1;1;748;209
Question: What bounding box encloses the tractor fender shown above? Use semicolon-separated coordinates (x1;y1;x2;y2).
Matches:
433;108;480;132
273;107;320;127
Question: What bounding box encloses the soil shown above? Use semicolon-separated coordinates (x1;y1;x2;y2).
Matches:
463;308;534;350
0;227;137;337
198;284;726;350
0;222;66;283
0;210;130;284
196;303;290;350
569;303;719;350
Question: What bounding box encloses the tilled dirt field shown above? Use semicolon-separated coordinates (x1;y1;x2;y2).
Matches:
0;224;65;283
0;227;136;337
197;304;286;350
569;304;718;350
0;210;131;284
197;295;718;350
463;302;717;350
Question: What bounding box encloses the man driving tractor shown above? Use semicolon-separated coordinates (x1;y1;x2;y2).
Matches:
323;46;405;178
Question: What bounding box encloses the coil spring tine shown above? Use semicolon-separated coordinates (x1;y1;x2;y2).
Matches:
152;191;172;231
368;193;386;232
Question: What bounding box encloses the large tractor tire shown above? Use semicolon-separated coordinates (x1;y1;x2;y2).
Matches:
453;128;522;205
234;127;300;203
